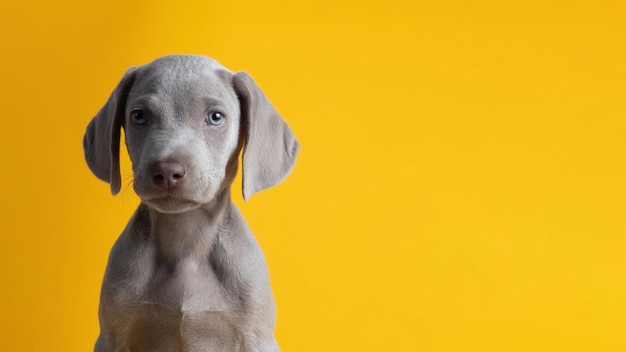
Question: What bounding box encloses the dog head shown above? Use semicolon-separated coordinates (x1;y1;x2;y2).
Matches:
83;55;299;213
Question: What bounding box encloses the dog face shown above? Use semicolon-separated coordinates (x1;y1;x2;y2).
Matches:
84;55;299;211
124;56;242;213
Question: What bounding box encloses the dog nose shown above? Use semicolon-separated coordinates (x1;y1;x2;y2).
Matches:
150;161;186;189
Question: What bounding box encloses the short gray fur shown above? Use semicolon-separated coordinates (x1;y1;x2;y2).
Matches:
83;55;299;352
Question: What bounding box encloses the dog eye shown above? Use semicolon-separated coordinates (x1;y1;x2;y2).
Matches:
131;109;148;125
206;111;225;127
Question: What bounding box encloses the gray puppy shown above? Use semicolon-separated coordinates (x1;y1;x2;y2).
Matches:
84;55;298;352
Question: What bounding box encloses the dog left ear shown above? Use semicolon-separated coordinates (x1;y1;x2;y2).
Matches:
233;71;299;201
83;68;137;195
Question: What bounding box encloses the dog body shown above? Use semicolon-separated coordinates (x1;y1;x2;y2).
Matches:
84;55;298;352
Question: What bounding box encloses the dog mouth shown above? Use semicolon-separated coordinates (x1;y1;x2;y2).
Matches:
142;194;201;213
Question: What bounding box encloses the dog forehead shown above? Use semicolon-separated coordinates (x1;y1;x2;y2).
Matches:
130;55;237;106
146;55;229;78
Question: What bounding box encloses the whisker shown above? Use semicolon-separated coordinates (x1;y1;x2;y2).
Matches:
119;171;136;202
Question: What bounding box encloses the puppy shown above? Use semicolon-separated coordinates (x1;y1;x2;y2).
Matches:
83;55;298;352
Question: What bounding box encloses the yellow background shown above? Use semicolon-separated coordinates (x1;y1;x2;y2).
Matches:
1;0;625;351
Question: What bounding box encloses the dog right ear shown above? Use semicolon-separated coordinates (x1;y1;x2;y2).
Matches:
83;68;137;195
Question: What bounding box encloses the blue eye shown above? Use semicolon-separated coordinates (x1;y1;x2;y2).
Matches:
206;111;225;126
131;109;148;124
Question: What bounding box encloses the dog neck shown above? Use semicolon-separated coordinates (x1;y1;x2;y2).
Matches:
139;189;234;265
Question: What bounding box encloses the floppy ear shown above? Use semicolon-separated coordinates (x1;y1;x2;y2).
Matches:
233;71;299;201
83;68;137;195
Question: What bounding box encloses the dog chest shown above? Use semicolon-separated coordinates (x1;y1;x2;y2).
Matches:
124;305;241;351
104;250;246;351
